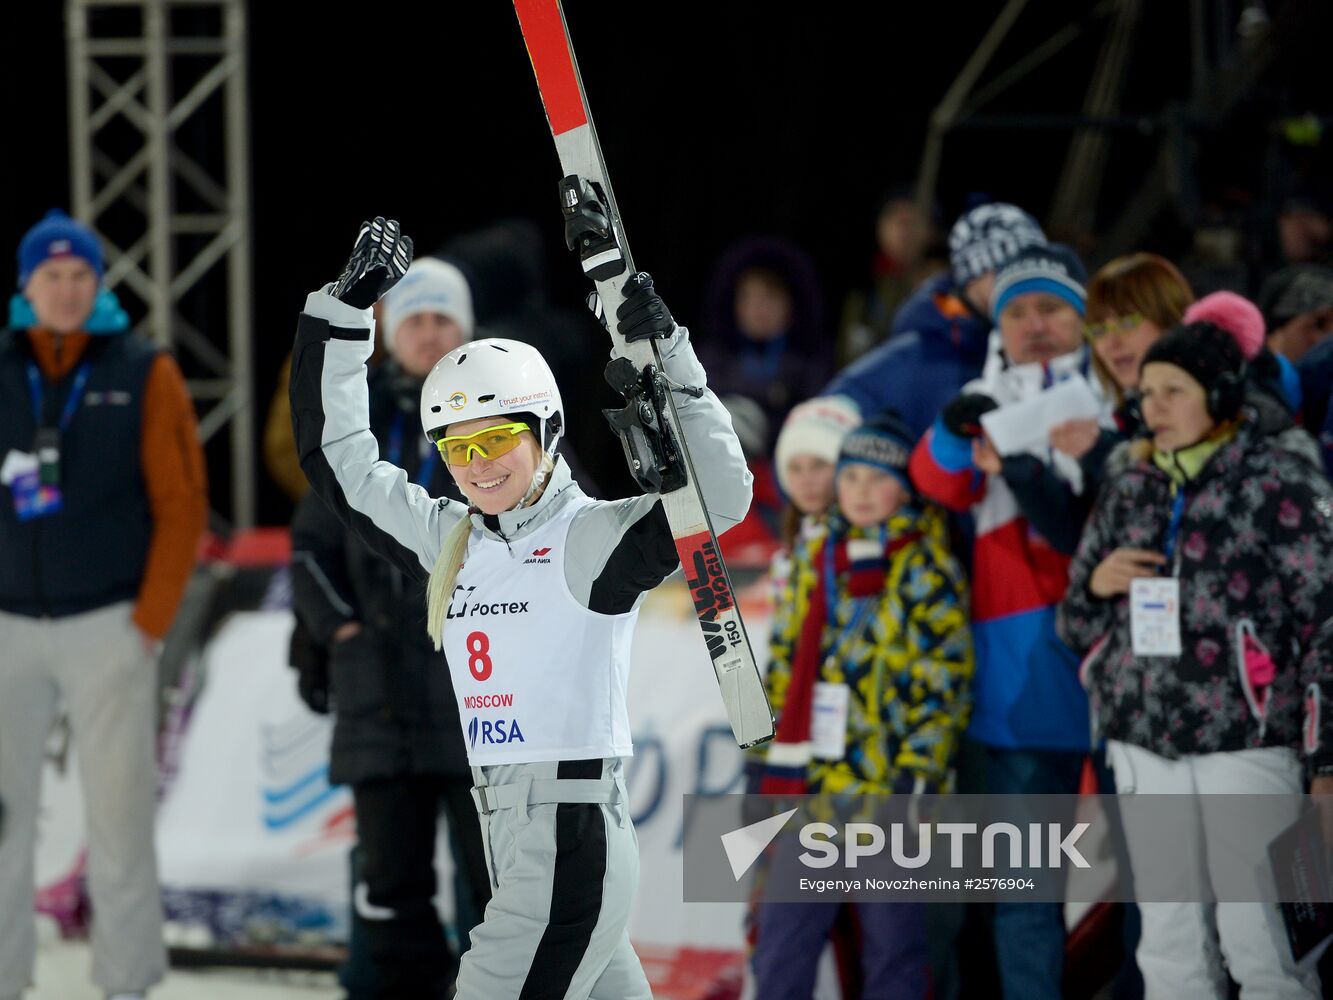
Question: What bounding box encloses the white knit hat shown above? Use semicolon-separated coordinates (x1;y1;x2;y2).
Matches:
773;395;861;495
382;257;474;347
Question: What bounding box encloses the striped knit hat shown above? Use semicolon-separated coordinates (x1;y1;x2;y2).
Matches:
992;243;1088;321
837;410;917;493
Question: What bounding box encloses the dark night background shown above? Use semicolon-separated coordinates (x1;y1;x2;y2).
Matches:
4;1;1331;525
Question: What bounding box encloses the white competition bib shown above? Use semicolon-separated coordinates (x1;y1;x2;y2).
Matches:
810;682;850;760
1130;577;1182;657
441;497;640;766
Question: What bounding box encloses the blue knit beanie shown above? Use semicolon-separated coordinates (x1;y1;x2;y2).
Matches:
992;243;1088;321
837;411;918;493
18;210;104;287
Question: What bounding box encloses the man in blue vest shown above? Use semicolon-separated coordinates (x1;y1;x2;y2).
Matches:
0;211;207;1000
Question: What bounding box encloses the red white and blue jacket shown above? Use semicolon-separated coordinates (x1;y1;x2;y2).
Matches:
908;337;1107;750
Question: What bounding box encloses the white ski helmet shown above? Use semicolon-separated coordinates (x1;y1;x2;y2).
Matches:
420;338;564;454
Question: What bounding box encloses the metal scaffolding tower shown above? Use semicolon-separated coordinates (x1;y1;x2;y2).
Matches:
66;0;255;527
914;0;1276;264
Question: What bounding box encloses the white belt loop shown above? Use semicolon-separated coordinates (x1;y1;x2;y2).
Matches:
613;772;629;828
470;766;499;890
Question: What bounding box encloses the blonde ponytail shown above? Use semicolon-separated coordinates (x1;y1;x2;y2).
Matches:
426;515;473;651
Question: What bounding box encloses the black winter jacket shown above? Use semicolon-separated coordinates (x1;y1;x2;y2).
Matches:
1058;420;1333;767
290;362;468;785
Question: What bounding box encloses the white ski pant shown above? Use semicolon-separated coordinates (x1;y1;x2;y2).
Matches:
0;602;166;999
455;756;652;1000
1106;740;1321;1000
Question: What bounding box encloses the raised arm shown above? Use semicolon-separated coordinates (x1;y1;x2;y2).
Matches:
566;274;754;612
907;392;997;513
999;454;1095;555
289;218;466;581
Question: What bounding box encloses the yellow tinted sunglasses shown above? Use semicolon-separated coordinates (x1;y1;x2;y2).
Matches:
1085;313;1145;339
435;422;532;465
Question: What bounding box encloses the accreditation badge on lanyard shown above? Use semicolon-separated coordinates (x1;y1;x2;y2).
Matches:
808;532;881;760
810;683;851;760
1130;490;1185;657
11;362;92;521
1130;578;1182;656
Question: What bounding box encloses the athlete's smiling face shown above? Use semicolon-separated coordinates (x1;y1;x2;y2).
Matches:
445;416;542;515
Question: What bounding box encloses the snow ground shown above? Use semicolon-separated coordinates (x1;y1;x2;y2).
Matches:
29;938;338;1000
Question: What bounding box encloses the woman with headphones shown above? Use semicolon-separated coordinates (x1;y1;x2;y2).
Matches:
1059;320;1333;998
289;218;751;999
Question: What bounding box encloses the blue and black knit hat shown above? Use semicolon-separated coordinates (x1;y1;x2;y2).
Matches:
837;410;918;492
18;210;104;287
991;243;1088;321
948;202;1046;288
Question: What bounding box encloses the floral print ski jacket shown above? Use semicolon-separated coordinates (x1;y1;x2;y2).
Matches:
1058;422;1333;768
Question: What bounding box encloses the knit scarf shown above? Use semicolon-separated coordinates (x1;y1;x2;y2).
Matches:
761;523;920;794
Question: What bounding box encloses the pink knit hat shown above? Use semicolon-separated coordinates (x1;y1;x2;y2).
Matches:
1182;291;1265;360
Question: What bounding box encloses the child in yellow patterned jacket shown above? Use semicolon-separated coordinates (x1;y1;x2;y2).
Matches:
753;412;973;1000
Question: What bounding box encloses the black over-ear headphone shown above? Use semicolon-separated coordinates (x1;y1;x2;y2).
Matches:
1207;364;1247;422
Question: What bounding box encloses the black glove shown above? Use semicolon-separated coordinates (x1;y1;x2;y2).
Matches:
289;615;332;715
1118;391;1146;438
329;217;414;309
941;392;999;439
298;664;332;716
615;272;675;342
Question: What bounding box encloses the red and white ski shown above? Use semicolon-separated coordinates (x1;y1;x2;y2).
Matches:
513;0;775;749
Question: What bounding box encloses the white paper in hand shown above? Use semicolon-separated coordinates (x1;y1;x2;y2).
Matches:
979;373;1103;456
